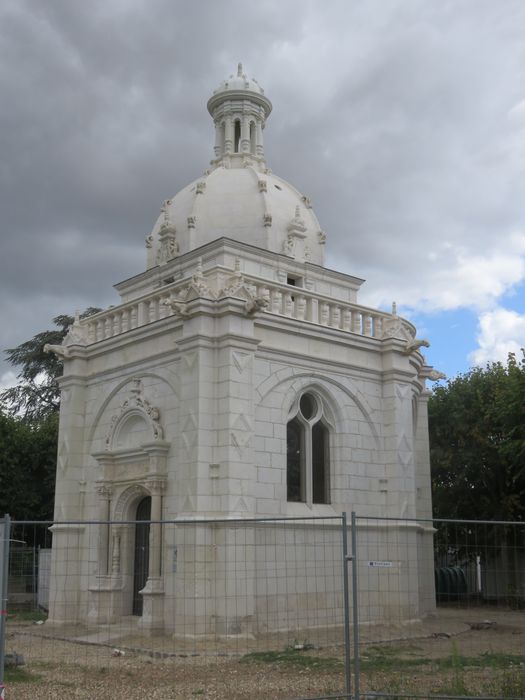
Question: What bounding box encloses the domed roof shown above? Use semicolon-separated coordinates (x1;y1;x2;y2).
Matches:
146;165;325;266
211;62;265;97
145;66;326;269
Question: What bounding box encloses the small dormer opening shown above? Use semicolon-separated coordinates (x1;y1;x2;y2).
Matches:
234;119;241;153
287;275;303;287
250;121;256;154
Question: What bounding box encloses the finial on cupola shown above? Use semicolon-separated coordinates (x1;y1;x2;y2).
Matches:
237;62;243;77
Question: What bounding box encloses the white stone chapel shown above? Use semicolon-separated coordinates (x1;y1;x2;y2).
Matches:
46;65;438;636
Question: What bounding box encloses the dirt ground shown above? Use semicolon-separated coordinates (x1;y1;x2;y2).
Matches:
4;607;525;699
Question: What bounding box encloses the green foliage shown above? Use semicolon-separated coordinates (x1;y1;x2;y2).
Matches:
241;647;342;671
0;410;58;520
0;308;100;520
429;352;525;521
0;307;100;420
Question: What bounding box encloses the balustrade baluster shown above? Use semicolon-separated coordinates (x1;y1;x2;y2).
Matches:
122;310;128;332
320;302;330;325
331;305;341;329
363;314;372;336
149;299;157;323
296;295;306;320
284;292;293;316
351;310;362;334
130;305;138;329
270;289;281;314
342;308;351;331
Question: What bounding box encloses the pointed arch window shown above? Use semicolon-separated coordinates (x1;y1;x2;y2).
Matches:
287;392;331;505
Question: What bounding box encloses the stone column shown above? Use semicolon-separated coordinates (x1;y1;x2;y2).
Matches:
111;526;121;575
138;479;166;634
96;484;112;576
256;121;263;156
224;115;233;154
148;480;165;580
241;115;250;153
214;121;222;158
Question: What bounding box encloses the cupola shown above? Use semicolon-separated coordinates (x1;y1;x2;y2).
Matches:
207;62;272;169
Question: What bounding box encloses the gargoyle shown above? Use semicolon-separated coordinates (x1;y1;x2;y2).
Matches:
426;369;446;381
44;343;70;359
162;298;189;317
244;296;269;315
403;339;430;355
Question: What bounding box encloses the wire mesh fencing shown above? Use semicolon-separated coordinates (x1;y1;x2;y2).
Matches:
3;515;350;700
1;515;525;699
354;516;525;700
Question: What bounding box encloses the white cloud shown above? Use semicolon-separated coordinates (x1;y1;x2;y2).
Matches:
0;371;17;393
469;307;525;367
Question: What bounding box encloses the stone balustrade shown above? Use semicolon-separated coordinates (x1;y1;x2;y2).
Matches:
80;276;397;346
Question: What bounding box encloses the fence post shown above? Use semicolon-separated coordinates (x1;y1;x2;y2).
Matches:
341;512;352;698
0;514;12;699
351;511;360;700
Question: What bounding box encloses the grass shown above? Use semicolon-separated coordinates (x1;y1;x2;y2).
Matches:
7;607;47;623
360;641;525;699
4;667;42;683
241;647;343;671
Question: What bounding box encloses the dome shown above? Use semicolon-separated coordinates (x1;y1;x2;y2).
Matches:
146;166;325;267
145;66;326;269
210;62;266;98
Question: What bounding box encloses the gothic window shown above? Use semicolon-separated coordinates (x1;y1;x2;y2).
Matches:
286;392;331;505
249;121;256;154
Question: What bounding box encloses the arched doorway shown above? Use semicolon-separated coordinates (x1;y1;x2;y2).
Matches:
132;496;151;616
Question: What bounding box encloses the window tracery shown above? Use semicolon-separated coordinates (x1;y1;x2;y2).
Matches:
286;392;331;505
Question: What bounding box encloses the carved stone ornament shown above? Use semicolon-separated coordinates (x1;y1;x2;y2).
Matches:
105;378;163;451
301;195;312;208
283;235;296;256
189;258;214;297
156;231;179;265
318;230;327;244
156;199;179;265
403;339;430;355
61;311;87;347
287;206;307;236
219;259;244;297
145;233;154;249
258;179;267;192
244;295;269;315
381;304;415;342
196;181;206;194
43;343;69;359
96;483;113;499
263;213;272;227
187;216;197;229
421;368;447;382
162;298;189;317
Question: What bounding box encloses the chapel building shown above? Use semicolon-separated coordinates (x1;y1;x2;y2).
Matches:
47;65;437;635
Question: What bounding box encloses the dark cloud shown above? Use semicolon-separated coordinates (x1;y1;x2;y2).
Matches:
1;0;525;382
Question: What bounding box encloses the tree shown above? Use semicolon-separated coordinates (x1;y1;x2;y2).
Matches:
0;410;58;520
0;308;100;520
429;352;525;522
0;308;100;420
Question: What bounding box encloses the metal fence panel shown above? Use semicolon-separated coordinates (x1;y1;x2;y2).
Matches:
3;515;525;699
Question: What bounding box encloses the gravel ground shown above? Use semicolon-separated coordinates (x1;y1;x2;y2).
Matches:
4;607;525;699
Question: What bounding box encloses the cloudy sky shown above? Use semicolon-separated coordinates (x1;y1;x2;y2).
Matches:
1;0;525;389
